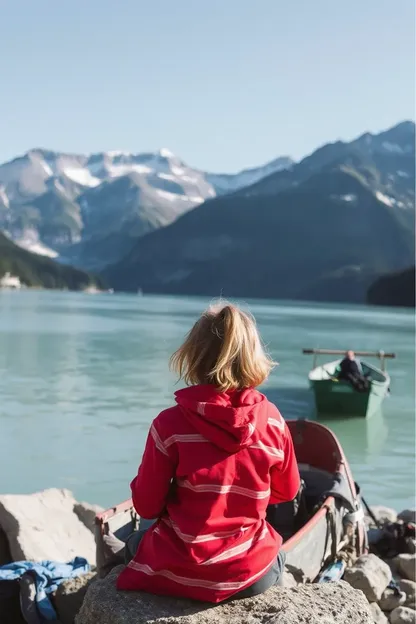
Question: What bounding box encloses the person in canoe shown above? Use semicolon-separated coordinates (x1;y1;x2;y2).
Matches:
338;350;370;392
117;302;300;603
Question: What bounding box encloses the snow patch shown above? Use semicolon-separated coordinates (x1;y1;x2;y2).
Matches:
106;150;132;157
0;186;10;208
382;141;404;154
157;173;176;181
154;189;199;203
171;166;185;176
22;241;59;258
376;191;395;207
159;148;175;158
41;161;54;177
106;164;152;178
64;168;101;187
207;157;293;193
15;229;59;258
155;189;179;202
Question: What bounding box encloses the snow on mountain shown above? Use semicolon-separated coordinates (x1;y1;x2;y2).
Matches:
11;228;58;258
0;146;293;261
0;120;412;269
375;191;395;207
352;120;415;156
206;156;293;195
0;185;9;209
0;147;292;207
63;167;101;187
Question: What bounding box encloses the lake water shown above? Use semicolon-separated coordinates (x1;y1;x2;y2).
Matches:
0;290;414;512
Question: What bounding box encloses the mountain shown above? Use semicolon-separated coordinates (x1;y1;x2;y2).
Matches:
104;121;415;304
367;266;415;307
205;156;293;195
240;121;415;210
0;148;293;269
0;231;104;290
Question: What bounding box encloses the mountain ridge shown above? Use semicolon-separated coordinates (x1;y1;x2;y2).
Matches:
0;231;104;291
0;146;293;267
1;120;414;303
367;266;415;307
103;121;415;304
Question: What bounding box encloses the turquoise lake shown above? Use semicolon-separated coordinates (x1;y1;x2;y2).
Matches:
0;290;414;511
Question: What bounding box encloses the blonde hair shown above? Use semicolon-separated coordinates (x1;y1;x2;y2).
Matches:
170;302;276;392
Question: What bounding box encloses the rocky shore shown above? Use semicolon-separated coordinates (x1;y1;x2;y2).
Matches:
0;489;414;624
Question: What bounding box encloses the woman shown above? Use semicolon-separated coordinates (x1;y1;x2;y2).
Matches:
117;303;300;603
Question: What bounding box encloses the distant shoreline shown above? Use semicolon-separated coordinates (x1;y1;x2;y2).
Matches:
1;286;415;309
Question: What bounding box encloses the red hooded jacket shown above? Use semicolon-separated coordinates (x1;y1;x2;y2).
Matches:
117;385;300;602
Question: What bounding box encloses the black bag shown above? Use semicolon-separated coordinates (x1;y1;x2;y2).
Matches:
266;480;307;541
0;580;26;624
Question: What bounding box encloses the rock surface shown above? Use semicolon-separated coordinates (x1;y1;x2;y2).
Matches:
370;603;389;623
379;588;406;612
343;554;392;602
281;568;298;588
74;502;104;534
389;606;416;624
395;555;416;582
399;580;416;609
398;511;416;525
0;527;12;566
365;507;398;528
407;541;416;555
75;566;374;624
53;571;97;624
0;488;96;564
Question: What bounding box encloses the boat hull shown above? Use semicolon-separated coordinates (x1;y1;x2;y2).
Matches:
308;359;390;419
310;379;387;418
282;495;342;581
281;420;365;581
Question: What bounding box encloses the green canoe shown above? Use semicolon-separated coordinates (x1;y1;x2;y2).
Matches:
303;349;395;419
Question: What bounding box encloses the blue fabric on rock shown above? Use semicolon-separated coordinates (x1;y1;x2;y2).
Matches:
0;557;90;621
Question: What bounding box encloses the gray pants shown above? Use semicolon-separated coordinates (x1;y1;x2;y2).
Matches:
124;527;286;599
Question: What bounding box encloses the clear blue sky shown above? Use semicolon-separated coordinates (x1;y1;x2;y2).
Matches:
1;0;414;172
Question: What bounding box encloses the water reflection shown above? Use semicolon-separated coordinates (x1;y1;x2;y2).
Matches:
319;410;388;460
264;386;315;420
264;384;389;463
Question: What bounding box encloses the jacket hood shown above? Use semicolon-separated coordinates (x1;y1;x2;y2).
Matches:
174;385;269;453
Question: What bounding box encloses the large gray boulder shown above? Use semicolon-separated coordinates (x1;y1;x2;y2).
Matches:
370;603;389;623
395;555;416;582
52;571;97;624
389;606;416;624
379;588;406;612
343;554;392;602
399;580;416;609
0;489;96;564
73;502;104;534
75;566;374;624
